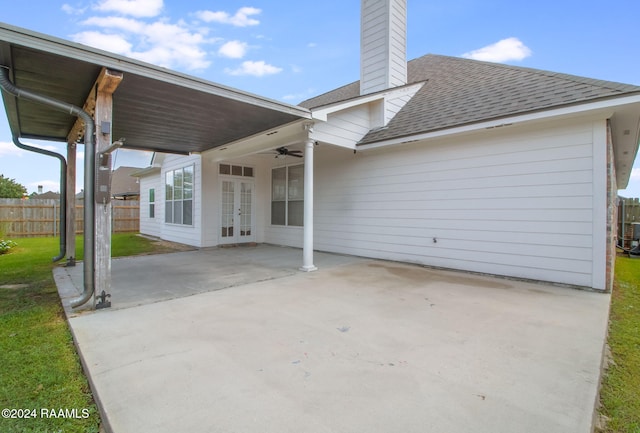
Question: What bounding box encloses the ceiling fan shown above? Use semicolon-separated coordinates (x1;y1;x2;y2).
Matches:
268;147;303;158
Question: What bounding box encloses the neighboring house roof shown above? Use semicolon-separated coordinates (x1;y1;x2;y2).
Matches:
31;191;60;199
300;54;640;145
111;166;140;199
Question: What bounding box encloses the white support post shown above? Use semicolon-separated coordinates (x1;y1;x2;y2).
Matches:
300;136;317;272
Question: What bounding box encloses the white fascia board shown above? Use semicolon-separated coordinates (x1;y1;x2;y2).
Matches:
358;94;640;150
311;82;424;121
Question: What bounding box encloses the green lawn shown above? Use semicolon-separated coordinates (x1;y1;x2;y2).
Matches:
599;256;640;433
0;233;172;433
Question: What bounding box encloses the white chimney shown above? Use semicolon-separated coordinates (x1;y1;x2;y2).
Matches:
38;185;43;194
360;0;407;95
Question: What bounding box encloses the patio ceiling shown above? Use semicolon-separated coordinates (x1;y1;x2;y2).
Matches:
0;22;311;154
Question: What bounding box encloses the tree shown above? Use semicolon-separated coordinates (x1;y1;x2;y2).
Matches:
0;174;27;198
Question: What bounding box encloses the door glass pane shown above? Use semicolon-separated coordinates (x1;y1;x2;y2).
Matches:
232;165;242;176
240;182;252;236
219;164;230;175
221;181;234;237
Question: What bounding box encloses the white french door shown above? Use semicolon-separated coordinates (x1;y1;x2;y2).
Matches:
220;179;254;244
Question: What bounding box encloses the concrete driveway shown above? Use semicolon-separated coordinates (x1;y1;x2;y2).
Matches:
54;246;610;433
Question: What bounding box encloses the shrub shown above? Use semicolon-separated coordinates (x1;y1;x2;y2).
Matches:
0;239;17;254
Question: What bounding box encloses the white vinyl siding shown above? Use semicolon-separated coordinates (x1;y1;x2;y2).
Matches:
311;118;603;288
311;84;422;149
139;175;161;238
313;105;372;149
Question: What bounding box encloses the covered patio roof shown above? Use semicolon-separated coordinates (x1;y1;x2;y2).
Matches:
0;22;311;154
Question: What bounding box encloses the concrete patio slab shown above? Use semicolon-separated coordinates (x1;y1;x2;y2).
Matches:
56;244;366;311
54;247;611;433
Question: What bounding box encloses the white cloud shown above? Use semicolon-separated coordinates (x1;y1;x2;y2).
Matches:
62;4;87;15
29;180;60;193
218;40;248;59
72;31;133;55
73;17;212;70
93;0;163;18
462;37;532;63
631;168;640;180
307;42;317;48
225;60;282;77
0;141;59;157
81;16;146;33
196;7;261;27
0;141;25;157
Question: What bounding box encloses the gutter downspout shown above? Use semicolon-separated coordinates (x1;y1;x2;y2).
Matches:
0;66;96;308
12;135;67;262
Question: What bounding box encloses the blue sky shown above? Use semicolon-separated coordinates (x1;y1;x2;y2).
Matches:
0;0;639;197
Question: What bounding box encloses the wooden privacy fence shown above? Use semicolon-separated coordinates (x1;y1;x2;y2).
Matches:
618;197;640;248
0;199;139;238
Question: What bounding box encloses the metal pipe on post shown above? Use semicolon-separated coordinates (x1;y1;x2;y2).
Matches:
11;135;66;262
0;66;96;308
66;142;77;266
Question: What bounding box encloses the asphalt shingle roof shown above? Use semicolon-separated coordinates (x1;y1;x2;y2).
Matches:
299;54;640;145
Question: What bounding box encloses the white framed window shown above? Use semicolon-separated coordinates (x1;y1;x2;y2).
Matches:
271;164;303;226
165;165;194;225
149;188;155;218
